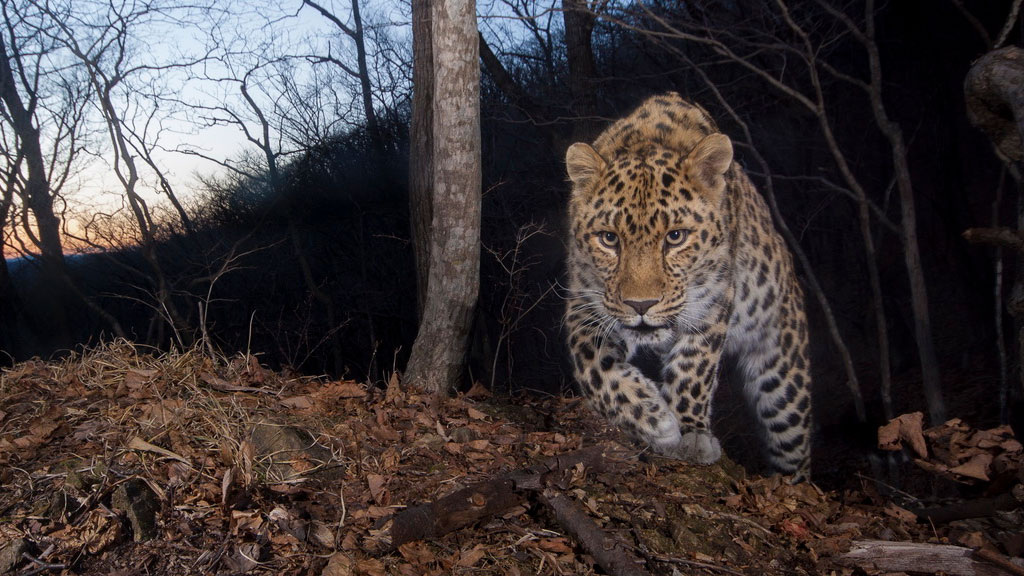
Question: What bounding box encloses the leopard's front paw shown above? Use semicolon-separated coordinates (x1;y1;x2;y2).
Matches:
639;405;684;456
672;430;722;465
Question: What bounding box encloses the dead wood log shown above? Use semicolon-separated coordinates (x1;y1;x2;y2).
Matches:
388;476;522;549
914;490;1021;524
837;540;1023;576
387;444;626;548
537;488;651;576
964;227;1024;254
965;46;1024;163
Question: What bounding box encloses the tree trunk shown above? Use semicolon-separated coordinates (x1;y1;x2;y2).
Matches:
562;0;599;142
409;0;434;317
349;0;384;164
0;253;23;359
864;0;945;425
964;47;1024;166
0;33;70;346
404;0;481;395
964;46;1024;416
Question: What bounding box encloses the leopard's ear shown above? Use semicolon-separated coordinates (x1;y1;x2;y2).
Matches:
684;134;733;196
566;143;606;189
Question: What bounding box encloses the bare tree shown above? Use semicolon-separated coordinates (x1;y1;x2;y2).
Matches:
0;0;118;345
38;0;209;346
822;0;944;424
562;0;602;141
0;25;64;280
302;0;385;166
404;0;481;395
0;3;72;343
963;44;1024;423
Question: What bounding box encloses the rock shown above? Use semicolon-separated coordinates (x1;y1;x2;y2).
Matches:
412;432;446;452
0;539;28;574
111;478;160;541
249;420;344;482
225;542;262;573
449;427;479;443
47;491;82;521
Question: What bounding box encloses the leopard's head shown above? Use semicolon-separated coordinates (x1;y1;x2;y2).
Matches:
566;133;733;345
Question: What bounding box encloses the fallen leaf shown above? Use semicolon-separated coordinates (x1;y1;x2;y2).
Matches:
465;381;492;399
128;436;190;464
385;372;402;404
457;544;488;567
367;474;387;504
398;541;436;565
883;502;917;522
309;521;335;548
538;538;573;554
356;558;386;576
958;531;986;548
124;368;158;389
950;452;993;481
280;395;314;409
779;519;811;539
332;381;367;398
878;412;928;458
467;439;490;451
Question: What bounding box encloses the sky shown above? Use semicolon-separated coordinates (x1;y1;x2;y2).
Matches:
4;0;406;258
4;0;542;258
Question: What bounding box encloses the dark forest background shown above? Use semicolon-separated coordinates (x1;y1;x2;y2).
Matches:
2;0;1021;485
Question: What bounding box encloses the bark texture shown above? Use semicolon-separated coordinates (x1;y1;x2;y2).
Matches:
838;540;1020;576
409;0;434;316
964;46;1024;417
0;32;69;345
404;0;481;394
965;46;1024;164
562;0;599;142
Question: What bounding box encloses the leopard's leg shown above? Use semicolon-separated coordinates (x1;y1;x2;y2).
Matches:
566;299;682;455
659;323;728;465
736;313;812;481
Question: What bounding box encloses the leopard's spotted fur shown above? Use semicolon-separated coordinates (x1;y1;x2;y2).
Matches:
564;93;812;479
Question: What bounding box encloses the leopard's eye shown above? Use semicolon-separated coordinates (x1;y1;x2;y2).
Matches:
597;231;619;249
665;229;690;247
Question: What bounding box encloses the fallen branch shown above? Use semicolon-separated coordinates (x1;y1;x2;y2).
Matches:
914;490;1021;524
387;444;628;548
537;488;652;576
388;476;521;548
645;552;745;576
963;227;1024;254
974;548;1024;576
837;540;1024;576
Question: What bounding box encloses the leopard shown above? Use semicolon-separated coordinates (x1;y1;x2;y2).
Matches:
563;92;812;480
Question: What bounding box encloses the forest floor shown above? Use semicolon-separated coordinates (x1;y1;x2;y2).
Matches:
0;341;1022;576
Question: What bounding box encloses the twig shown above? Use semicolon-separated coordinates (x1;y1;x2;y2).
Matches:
914;491;1021;525
973;547;1024;576
645;552;746;576
20;552;66;575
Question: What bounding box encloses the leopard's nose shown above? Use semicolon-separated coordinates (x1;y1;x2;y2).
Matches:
623;299;658;315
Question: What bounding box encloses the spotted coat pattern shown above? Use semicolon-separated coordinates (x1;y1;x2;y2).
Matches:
563;93;811;479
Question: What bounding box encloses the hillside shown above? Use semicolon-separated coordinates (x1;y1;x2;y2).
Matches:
0;342;1021;575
